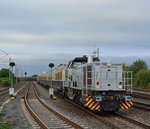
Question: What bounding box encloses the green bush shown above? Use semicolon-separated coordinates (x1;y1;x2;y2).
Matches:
0;78;11;87
134;69;150;88
2;80;11;87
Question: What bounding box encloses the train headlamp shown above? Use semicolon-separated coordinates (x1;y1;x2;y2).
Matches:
124;96;132;101
107;61;112;67
95;96;102;102
96;81;100;89
118;82;123;89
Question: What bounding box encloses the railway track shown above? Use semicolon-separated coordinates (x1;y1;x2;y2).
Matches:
132;91;150;111
37;82;150;129
133;101;150;111
55;92;150;129
133;91;150;100
0;88;8;97
115;112;150;129
55;92;121;129
24;82;84;129
69;98;150;129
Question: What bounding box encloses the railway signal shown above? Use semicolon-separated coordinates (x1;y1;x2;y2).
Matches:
9;62;15;99
48;63;54;99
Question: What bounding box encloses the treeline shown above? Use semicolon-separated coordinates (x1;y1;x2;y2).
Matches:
0;68;14;87
123;59;150;89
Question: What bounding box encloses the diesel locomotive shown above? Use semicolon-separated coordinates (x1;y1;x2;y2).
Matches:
38;49;133;111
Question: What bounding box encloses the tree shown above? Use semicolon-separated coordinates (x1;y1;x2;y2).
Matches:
130;59;147;75
125;59;149;88
135;69;150;88
123;64;131;71
32;74;38;77
0;68;9;77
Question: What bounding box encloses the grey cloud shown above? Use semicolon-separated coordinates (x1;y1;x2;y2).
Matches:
0;0;150;75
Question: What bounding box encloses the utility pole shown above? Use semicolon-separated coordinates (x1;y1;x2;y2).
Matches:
9;57;11;79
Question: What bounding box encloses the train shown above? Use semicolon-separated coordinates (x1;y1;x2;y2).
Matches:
38;49;133;112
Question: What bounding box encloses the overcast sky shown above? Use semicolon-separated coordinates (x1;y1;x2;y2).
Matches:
0;0;150;75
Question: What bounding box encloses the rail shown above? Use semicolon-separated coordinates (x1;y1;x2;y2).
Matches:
133;101;150;111
115;112;150;129
24;84;49;129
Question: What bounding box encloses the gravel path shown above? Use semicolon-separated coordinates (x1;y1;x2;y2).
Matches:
2;82;32;129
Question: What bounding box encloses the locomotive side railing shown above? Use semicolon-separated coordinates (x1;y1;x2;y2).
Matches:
122;71;133;94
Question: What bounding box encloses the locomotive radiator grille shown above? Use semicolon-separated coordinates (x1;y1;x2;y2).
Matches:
86;95;101;111
120;101;133;110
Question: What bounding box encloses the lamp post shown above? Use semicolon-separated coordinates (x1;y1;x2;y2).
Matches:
9;62;15;99
48;63;54;98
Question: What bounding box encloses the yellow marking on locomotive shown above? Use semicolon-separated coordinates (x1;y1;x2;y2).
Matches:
86;98;93;106
125;102;131;107
91;102;99;110
128;101;133;105
95;104;101;110
120;105;125;110
88;102;95;109
86;95;92;102
122;102;128;109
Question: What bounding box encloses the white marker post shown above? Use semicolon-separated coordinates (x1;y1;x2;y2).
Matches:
9;87;15;99
49;88;54;98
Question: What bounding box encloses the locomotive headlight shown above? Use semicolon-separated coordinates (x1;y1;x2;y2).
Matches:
124;96;132;101
95;96;102;102
118;82;123;89
96;81;100;89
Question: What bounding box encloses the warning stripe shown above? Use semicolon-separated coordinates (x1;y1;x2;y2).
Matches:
95;104;101;110
122;102;128;109
86;95;92;102
120;101;134;110
88;102;95;109
85;95;101;111
91;102;99;110
128;101;133;105
86;98;93;106
120;105;125;110
125;102;131;107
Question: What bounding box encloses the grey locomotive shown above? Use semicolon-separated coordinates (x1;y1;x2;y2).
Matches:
39;49;133;111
